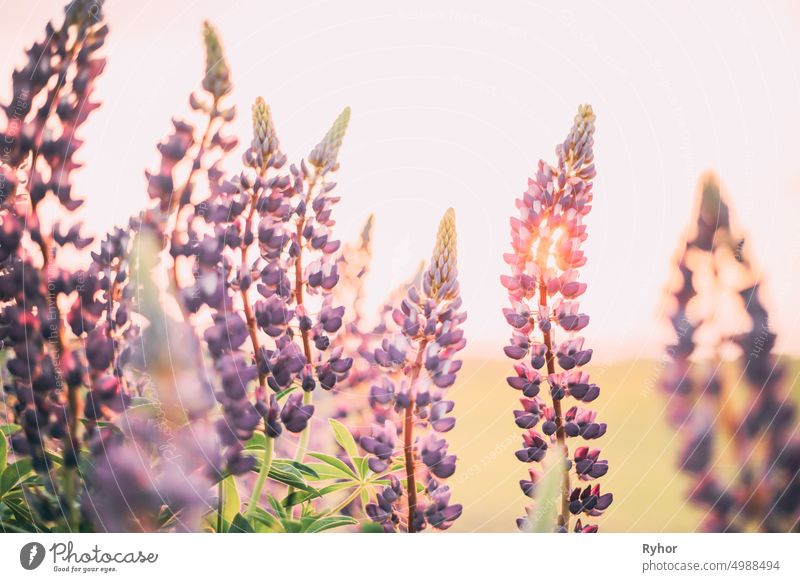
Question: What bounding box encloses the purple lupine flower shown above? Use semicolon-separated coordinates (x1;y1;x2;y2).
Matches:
661;173;799;532
359;420;398;472
164;91;353;493
141;21;237;247
360;208;467;533
0;2;108;489
365;474;404;531
502;105;611;532
83;417;220;532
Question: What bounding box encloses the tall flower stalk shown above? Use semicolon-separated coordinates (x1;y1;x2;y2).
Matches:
360;209;466;532
0;0;108;530
502;105;611;532
661;174;799;532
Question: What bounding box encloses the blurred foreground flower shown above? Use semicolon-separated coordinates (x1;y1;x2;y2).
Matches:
661;174;799;532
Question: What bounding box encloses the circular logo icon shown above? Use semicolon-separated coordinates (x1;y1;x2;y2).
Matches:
19;542;46;570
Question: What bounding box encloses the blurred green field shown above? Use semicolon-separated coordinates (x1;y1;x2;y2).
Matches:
445;356;800;532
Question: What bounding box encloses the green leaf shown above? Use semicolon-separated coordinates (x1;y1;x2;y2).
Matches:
360;522;386;533
0;434;7;475
274;386;297;402
0;424;21;437
304;462;354;481
353;457;370;480
268;466;311;491
220;475;240;530
0;459;34;497
525;444;564;533
273;460;319;479
317;482;357;496
3;496;41;531
280;518;302;533
308;453;358;480
283;490;319;508
329;419;360;461
230;513;254;533
244;432;267;451
45;451;64;467
304;515;358;533
250;507;281;532
268;495;287;518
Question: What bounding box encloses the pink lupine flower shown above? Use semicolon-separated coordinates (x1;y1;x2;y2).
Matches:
502;105;611;532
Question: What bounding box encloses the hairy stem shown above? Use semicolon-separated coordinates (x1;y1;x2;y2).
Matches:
246;436;274;518
291;175;319;462
403;339;428;533
241;180;265;385
539;280;570;531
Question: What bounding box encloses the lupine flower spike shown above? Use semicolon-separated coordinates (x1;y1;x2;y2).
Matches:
362;208;466;532
502;105;611;532
0;0;109;530
661;174;799;532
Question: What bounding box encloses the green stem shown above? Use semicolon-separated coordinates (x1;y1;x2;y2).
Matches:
216;480;224;533
292;391;313;463
62;467;77;532
246;436;274;518
326;487;361;517
287;391;312;518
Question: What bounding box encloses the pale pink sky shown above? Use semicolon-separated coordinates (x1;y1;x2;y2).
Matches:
3;0;800;361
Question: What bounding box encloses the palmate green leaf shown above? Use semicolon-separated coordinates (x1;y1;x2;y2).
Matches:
241;440;318;488
353;457;371;480
303;515;358;533
329;419;360;461
239;451;315;491
308;452;358;480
